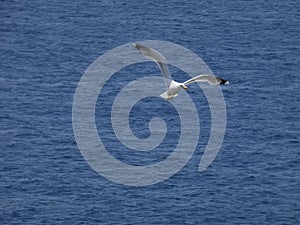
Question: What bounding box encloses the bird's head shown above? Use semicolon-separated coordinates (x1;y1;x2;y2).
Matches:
180;84;188;90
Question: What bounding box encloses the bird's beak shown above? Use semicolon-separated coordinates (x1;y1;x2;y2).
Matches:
181;85;188;90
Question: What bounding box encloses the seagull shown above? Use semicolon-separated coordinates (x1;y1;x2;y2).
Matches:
133;43;229;100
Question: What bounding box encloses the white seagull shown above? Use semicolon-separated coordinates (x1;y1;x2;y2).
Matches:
133;43;229;100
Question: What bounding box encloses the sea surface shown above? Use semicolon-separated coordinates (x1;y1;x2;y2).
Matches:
1;0;299;224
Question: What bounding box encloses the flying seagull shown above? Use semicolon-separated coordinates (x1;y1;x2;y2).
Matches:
133;43;229;100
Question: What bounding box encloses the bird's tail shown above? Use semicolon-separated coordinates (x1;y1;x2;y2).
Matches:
160;91;169;100
160;91;178;100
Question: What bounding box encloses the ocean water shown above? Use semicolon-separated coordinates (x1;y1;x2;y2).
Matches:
1;0;299;224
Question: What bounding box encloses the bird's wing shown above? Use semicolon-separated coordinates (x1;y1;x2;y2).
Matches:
184;74;227;86
133;43;172;88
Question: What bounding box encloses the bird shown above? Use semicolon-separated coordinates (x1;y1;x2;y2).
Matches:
133;43;229;100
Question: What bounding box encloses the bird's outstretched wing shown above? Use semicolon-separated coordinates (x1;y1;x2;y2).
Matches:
133;43;172;88
184;74;228;86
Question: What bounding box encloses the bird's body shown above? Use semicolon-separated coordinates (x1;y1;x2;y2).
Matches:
133;43;228;100
160;80;182;100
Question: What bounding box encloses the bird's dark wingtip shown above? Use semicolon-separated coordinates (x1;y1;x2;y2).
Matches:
132;43;144;50
220;79;229;85
132;43;137;49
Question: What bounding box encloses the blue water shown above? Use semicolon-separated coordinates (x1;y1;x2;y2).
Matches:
1;0;299;224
